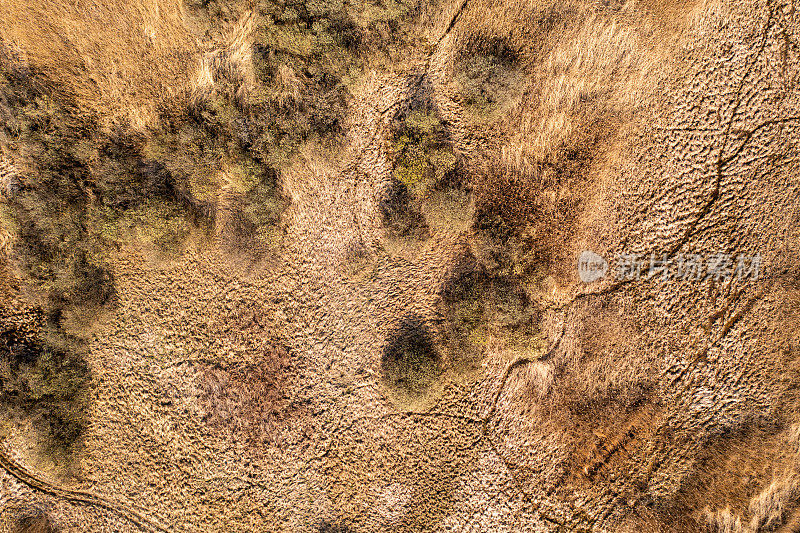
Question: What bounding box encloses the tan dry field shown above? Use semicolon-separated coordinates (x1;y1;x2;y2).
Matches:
1;0;800;531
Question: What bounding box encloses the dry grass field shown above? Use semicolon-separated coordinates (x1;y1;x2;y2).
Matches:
0;0;799;530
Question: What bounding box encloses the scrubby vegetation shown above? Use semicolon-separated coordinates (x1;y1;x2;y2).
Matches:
0;0;655;469
0;0;441;314
382;92;470;244
392;104;458;198
378;82;547;359
0;55;114;320
381;319;442;399
0;301;89;455
451;36;525;121
439;254;544;367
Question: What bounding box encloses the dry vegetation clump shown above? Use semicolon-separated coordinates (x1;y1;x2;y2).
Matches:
435;162;548;356
703;507;746;533
748;474;800;531
700;473;800;533
391;97;459;200
438;259;488;353
381;86;471;243
0;0;449;468
380;318;443;401
436;249;544;373
450;0;674;288
449;36;526;122
0;287;89;456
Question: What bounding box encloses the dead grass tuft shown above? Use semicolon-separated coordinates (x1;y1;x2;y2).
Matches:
703;507;746;533
748;474;800;531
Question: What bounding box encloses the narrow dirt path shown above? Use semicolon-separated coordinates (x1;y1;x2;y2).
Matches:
0;450;168;532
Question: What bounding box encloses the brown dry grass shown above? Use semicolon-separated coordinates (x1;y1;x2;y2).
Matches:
445;0;695;292
0;0;796;530
668;423;800;533
452;0;681;162
700;473;800;533
748;474;800;531
196;357;305;448
704;507;746;533
0;0;200;130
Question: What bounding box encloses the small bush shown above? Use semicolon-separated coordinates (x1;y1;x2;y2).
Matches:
381;319;442;397
439;257;542;361
381;94;469;245
392;106;458;198
451;37;523;120
440;263;488;345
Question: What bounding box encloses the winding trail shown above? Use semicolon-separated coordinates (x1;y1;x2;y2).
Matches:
0;450;169;532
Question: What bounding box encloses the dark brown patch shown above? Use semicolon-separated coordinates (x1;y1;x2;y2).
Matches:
196;343;306;447
12;511;57;533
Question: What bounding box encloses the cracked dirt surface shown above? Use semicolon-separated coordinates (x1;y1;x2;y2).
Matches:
2;0;800;531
